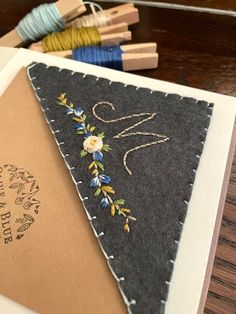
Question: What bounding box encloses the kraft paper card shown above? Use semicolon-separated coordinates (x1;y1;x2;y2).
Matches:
0;68;126;314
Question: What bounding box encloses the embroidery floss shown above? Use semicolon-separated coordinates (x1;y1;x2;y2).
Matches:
16;3;64;42
42;27;101;52
72;46;123;70
93;102;170;175
57;93;136;233
69;2;112;28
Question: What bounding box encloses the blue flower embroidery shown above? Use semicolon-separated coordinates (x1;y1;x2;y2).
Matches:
74;107;84;117
100;197;109;208
99;174;111;184
93;151;103;161
90;177;100;188
74;123;84;130
85;132;91;138
66;108;74;115
90;175;111;188
66;106;83;116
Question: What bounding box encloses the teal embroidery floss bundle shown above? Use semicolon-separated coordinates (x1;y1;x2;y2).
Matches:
72;46;123;70
16;3;64;42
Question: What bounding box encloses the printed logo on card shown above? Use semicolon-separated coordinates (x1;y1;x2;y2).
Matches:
0;164;41;245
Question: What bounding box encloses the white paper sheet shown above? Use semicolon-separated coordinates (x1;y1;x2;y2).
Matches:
0;47;235;314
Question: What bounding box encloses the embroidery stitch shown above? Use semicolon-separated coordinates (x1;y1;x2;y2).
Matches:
27;62;213;314
57;94;136;233
93;102;170;175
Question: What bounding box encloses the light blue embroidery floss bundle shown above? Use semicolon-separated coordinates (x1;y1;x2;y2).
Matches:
72;45;123;71
16;3;64;42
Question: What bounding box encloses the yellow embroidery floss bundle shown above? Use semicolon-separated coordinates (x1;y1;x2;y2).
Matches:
42;27;101;52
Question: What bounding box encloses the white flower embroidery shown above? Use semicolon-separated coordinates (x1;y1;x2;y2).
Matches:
83;135;103;153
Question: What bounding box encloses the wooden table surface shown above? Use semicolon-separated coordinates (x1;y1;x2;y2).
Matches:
0;1;235;313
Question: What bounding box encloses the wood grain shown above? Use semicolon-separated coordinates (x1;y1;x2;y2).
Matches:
136;0;236;11
0;1;235;313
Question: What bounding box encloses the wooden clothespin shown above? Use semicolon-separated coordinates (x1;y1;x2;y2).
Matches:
122;53;158;71
99;23;131;46
120;43;157;53
105;3;139;26
30;23;132;52
67;3;139;27
97;22;128;35
0;0;86;48
47;43;158;71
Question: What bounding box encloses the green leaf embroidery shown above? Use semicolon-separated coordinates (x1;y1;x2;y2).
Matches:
80;150;88;157
102;144;111;152
94;188;101;196
76;130;85;135
98;132;105;139
96;161;104;171
88;161;96;169
114;199;125;205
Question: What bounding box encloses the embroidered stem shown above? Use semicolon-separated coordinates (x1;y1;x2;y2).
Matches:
57;93;136;233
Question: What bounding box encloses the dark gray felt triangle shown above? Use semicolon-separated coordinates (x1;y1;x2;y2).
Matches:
27;62;213;314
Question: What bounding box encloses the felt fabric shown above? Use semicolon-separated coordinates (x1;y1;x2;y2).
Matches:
27;62;213;314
